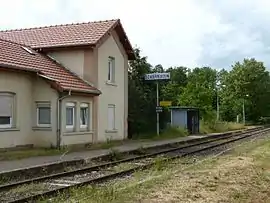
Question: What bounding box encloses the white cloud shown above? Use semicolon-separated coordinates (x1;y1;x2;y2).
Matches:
1;0;270;69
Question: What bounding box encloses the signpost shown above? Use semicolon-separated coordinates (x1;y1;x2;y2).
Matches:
145;72;170;135
144;73;170;80
156;106;163;113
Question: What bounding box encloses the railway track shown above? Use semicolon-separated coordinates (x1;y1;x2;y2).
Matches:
0;127;261;184
0;127;269;203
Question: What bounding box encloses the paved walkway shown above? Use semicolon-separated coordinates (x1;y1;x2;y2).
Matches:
0;135;206;172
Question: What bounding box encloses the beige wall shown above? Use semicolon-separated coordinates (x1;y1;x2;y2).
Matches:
0;71;58;148
84;48;99;142
31;77;58;147
0;70;97;149
97;34;127;141
60;95;94;146
41;29;129;144
112;31;129;140
48;50;85;78
84;49;97;85
0;71;33;148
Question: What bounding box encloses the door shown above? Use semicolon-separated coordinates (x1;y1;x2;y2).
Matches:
187;110;197;134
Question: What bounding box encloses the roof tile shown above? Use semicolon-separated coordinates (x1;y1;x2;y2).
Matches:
0;20;118;49
0;39;100;94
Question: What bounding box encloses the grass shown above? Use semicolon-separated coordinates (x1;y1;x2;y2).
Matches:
0;123;243;161
0;130;188;161
42;134;270;203
133;126;189;140
0;139;129;161
200;120;245;134
0;182;47;201
86;139;128;150
108;148;124;161
0;148;66;161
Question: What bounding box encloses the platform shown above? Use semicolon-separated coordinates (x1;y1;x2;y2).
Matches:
1;126;261;173
0;135;207;172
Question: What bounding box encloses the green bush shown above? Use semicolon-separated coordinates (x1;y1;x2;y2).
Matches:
258;117;270;124
132;126;188;140
200;120;245;134
161;126;189;138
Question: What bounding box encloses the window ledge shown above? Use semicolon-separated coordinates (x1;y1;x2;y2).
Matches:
63;131;94;136
32;127;52;131
106;81;117;86
105;129;118;133
0;128;20;132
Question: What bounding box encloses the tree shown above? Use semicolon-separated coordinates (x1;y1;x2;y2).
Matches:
160;66;188;106
128;51;270;138
128;48;156;137
178;67;217;120
220;58;270;122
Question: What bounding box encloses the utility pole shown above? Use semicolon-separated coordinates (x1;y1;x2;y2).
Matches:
216;70;219;122
242;94;249;125
217;90;219;121
242;99;245;125
156;81;160;136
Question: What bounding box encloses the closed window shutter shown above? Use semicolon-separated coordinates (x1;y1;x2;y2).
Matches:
37;103;51;125
66;107;74;125
108;105;115;130
0;95;12;117
38;107;51;124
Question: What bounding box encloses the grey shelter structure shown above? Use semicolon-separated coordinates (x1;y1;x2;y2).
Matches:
170;106;199;134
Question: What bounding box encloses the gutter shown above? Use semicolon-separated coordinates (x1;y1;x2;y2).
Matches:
0;63;40;73
56;89;71;149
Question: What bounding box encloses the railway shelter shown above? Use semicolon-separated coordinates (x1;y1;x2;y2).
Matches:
170;106;200;134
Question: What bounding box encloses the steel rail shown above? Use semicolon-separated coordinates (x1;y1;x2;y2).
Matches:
0;127;260;192
5;127;270;203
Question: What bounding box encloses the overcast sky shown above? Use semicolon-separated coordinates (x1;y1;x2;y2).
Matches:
1;0;270;69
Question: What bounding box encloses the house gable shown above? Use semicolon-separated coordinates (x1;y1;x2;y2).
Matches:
0;38;100;95
0;19;135;60
48;49;85;79
43;26;129;88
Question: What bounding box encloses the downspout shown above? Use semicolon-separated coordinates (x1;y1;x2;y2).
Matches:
56;90;71;149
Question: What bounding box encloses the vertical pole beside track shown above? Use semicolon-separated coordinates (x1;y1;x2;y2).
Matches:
243;99;245;125
156;81;160;136
144;72;170;137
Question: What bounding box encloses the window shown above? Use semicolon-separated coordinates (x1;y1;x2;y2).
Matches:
36;102;51;127
80;103;89;129
107;104;115;130
108;57;115;83
66;102;75;130
0;93;14;128
21;46;35;55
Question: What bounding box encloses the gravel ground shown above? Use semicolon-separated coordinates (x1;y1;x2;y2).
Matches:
1;130;268;202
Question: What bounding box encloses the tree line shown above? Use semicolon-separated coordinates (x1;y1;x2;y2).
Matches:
128;48;270;137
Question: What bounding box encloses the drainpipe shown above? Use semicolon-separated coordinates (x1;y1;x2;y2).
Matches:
56;90;71;149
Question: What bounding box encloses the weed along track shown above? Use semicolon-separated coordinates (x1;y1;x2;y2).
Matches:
0;127;269;203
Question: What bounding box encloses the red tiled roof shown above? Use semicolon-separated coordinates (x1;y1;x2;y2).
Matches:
0;38;101;94
0;19;135;60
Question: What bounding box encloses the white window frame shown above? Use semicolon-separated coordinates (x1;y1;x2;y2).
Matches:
108;56;115;83
107;104;116;130
80;103;89;129
66;102;75;130
0;93;14;129
0;118;12;128
36;102;51;127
